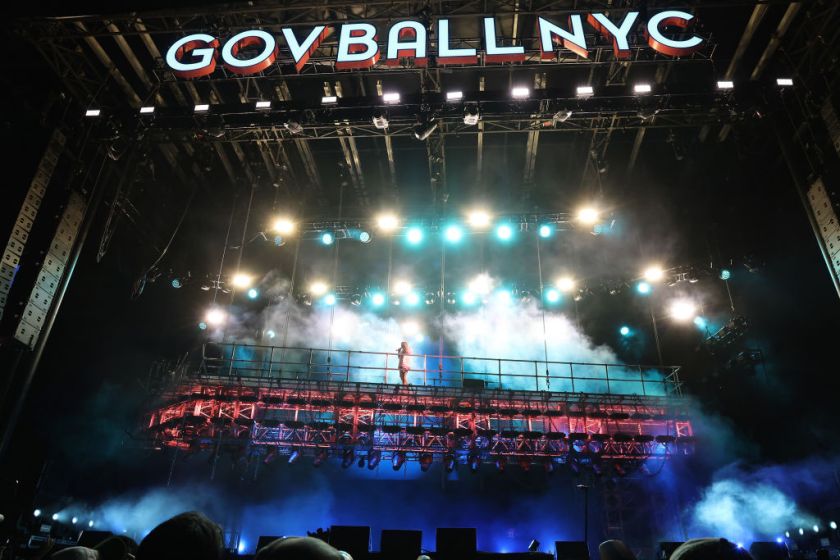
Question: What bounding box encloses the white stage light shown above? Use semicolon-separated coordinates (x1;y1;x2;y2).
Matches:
309;281;328;296
85;109;101;117
633;83;652;94
393;280;412;295
140;106;155;114
446;91;464;101
468;273;492;296
717;81;734;90
511;87;530;99
557;277;576;293
467;210;491;228
255;100;271;109
376;213;400;232
576;85;594;98
194;104;210;112
669;299;698;322
576;206;600;225
231;273;253;289
272;217;296;235
383;92;400;104
322;95;338;105
205;308;227;326
643;266;666;282
777;78;794;87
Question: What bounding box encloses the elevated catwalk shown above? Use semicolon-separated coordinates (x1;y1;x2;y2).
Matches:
144;343;694;470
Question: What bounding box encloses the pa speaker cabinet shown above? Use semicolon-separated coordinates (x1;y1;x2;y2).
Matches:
750;542;790;560
329;525;371;559
554;541;590;560
437;527;477;559
380;529;422;560
658;542;685;560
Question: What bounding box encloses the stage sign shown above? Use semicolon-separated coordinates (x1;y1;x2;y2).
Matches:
164;11;704;78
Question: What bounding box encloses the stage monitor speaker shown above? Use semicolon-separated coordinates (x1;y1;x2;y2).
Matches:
463;379;486;390
436;528;477;559
658;542;685;560
77;531;113;548
750;542;790;560
257;536;284;552
380;530;422;560
329;525;371;559
554;541;590;560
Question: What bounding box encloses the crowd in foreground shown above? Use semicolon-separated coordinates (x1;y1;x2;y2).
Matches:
22;511;781;560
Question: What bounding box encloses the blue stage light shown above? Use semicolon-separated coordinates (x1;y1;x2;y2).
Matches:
405;292;421;306
496;224;513;240
538;224;553;238
444;225;463;243
171;278;183;289
198;322;208;330
720;269;731;280
323;294;337;305
776;538;783;544
693;316;708;330
247;288;259;299
359;231;372;243
321;232;334;245
371;292;386;307
831;521;838;530
462;291;477;305
266;329;276;339
636;281;652;295
406;227;424;245
545;288;560;303
620;326;631;337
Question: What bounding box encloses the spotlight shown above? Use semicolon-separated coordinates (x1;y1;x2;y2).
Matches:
194;104;210;113
309;281;329;296
383;92;400;104
406;227;424;245
777;78;794;87
776;538;783;544
643;266;665;282
367;450;381;469
414;120;438;141
468;273;492;295
284;120;303;135
467;210;492;228
831;521;837;530
470;454;482;472
171;277;184;289
538;224;553;238
393;280;412;295
693;316;708;330
511;87;530;99
265;329;276;339
495;456;507;472
255;100;271;109
205;307;227;326
553;110;573;123
322;95;338;104
198;322;208;330
545;288;560;303
51;513;59;521
576;85;594;98
392;451;406;470
358;230;372;243
320;232;334;245
719;269;731;281
231;273;254;289
619;326;631;337
633;83;652;94
444;453;456;473
529;540;540;552
463;106;480;125
669;299;698;322
446;91;463;101
405;292;421;307
798;528;804;536
88;520;94;528
247;288;259;300
314;449;328;467
33;509;41;517
140;106;155;114
636;281;652;295
370;292;386;307
717;80;735;90
420;453;434;472
813;525;819;533
495;224;514;240
372;113;389;129
288;448;301;464
737;544;744;549
342;448;355;469
376;213;400;232
556;277;576;293
85;108;101;117
323;293;337;306
424;292;437;305
785;532;790;538
272;217;296;235
462;291;477;305
444;225;464;243
576;206;600;225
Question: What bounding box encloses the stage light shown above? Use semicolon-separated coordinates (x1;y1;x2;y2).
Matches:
669;299;698;322
71;517;78;524
414;119;438;141
231;273;254;289
576;206;600;225
358;230;372;243
495;289;513;305
495;224;513;241
557;276;576;293
272;217;296;235
831;521;837;530
634;83;652;94
323;293;337;306
545;288;560;303
205;308;227;326
777;78;794;87
620;326;631;337
425;292;437;305
367;449;381;469
393;280;412;295
309;281;328;296
401;321;421;337
693;316;708;330
392;451;406;470
813;525;819;533
462;291;478;306
406;227;424;245
444;225;464;243
446;91;463;101
419;453;434;472
341;448;355;469
284;120;303;134
636;281;652;295
798;528;804;536
247;288;259;300
511;87;529;99
371;292;386;307
643;266;665;282
467;210;492;228
383;92;400;104
719;269;731;281
538;224;553;238
444;453;456;473
320;232;334;245
85;108;101;117
576;85;594;98
495;456;507;472
405;292;421;307
463;105;480;125
372;113;389;129
776;538;783;544
140;106;155;114
468;273;492;295
376;213;400;232
553;109;573;123
194;104;210;112
266;329;276;339
255;100;271;109
717;80;735;90
322;95;338;105
33;509;41;517
198;322;208;330
88;520;95;528
51;513;59;521
171;278;183;289
470;454;482;472
737;543;744;549
785;532;791;538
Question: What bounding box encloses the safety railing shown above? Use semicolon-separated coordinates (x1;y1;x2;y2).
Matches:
198;343;683;397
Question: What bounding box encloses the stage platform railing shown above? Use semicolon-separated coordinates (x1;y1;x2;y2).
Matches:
198;342;683;397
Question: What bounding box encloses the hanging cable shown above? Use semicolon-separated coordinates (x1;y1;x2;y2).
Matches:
212;188;238;305
536;235;550;389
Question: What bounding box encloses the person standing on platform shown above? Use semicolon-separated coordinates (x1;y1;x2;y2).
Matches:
397;341;412;385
